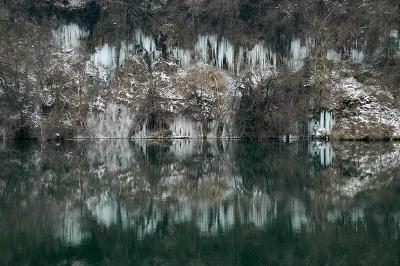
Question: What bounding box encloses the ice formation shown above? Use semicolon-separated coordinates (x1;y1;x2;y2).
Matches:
326;40;365;64
311;110;335;138
289;38;313;70
83;193;282;238
57;204;87;245
319;110;335;133
89;41;134;69
132;117;231;139
309;141;335;167
169;117;220;139
86;140;135;173
54;23;366;75
52;23;88;51
86;194;128;227
86;104;134;138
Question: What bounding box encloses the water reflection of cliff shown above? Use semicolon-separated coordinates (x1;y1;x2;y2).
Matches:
1;141;400;264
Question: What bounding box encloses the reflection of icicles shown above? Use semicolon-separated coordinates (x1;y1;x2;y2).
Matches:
86;194;128;227
327;209;342;223
195;201;235;234
351;208;365;222
320;144;334;167
128;195;277;237
290;198;309;232
309;141;335;167
170;139;197;158
86;104;134;138
391;213;400;240
57;205;86;245
86;140;134;174
121;195;307;237
240;195;276;229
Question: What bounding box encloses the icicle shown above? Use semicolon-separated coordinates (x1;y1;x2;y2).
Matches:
52;23;88;51
90;43;117;68
320;111;325;130
86;104;134;138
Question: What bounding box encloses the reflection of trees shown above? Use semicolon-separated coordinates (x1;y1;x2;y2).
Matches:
1;141;400;265
328;142;400;197
233;141;316;194
125;140;235;201
0;141;82;202
2;140;399;207
3;196;400;265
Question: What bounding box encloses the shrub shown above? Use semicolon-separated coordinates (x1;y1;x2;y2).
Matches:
354;71;372;83
239;2;257;22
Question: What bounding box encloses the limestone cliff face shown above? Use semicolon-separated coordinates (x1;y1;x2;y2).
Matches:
311;67;400;140
0;1;399;140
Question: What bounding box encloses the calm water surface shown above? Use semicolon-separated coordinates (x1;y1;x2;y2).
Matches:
0;140;399;265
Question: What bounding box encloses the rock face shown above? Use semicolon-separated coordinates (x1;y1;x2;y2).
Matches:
53;0;92;10
328;73;400;140
80;53;237;139
1;2;399;141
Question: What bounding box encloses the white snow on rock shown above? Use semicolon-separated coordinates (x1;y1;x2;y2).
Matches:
332;143;400;197
330;75;400;139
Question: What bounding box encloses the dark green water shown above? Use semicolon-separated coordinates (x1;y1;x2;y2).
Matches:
0;140;400;266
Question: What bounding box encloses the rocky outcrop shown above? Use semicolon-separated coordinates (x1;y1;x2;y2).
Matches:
1;2;399;141
54;0;90;9
328;72;400;140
